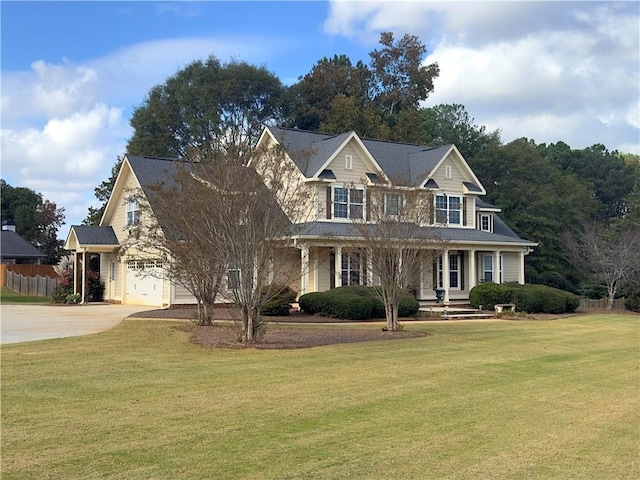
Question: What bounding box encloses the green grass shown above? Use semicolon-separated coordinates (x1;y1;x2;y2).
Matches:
2;315;638;479
0;286;52;304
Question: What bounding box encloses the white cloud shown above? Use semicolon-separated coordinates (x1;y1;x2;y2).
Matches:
1;35;279;231
325;1;640;154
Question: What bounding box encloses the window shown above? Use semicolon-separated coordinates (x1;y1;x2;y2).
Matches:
480;214;491;232
436;254;461;289
345;154;353;170
333;187;364;219
449;254;459;289
126;197;140;226
482;254;503;283
227;261;241;290
384;193;402;216
435;194;462;225
341;251;363;286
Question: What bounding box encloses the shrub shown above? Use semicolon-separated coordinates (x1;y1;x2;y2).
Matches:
52;267;75;303
298;286;419;320
86;271;105;302
470;282;579;314
623;286;640;312
260;284;297;316
537;271;569;291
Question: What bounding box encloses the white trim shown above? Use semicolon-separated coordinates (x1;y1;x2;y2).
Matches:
420;145;487;194
345;154;353;170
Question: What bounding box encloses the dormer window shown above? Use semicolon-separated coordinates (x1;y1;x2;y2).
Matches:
345;155;353;170
480;214;492;232
435;194;461;225
126;197;140;226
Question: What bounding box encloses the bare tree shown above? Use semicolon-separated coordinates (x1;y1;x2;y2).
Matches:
123;164;228;325
563;222;640;309
123;139;313;341
349;183;445;331
195;145;314;342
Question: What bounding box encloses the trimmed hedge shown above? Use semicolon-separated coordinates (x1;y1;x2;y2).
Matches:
469;282;579;314
298;286;419;320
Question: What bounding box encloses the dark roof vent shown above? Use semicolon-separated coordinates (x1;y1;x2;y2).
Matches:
424;178;439;189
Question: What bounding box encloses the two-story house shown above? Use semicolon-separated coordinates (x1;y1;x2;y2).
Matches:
65;126;536;307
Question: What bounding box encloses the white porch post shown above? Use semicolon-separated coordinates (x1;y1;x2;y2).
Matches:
469;249;477;291
300;245;309;296
73;252;79;297
334;246;342;288
81;250;87;304
519;249;526;284
443;249;450;303
366;249;373;286
493;250;501;284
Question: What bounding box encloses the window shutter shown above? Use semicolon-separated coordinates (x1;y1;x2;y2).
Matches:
460;252;466;291
432;260;437;290
329;249;335;289
326;186;332;219
462;197;467;226
366;190;371;221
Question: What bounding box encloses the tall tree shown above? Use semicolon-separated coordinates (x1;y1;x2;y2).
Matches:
83;157;123;226
1;180;65;264
127;56;284;161
420;104;501;159
369;32;439;117
472;139;598;287
285;54;371;132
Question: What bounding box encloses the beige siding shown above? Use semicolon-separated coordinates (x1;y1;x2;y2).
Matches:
172;283;198;304
108;171;142;243
327;142;375;185
502;252;520;283
431;153;466;192
317;247;332;292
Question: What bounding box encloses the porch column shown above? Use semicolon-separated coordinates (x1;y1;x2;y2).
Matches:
518;249;526;284
81;250;87;304
493;250;501;284
443;249;450;303
300;245;309;296
469;249;477;290
334;246;342;288
366;249;373;286
73;252;80;297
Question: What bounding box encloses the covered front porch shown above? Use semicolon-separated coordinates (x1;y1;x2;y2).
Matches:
292;242;529;304
64;226;120;304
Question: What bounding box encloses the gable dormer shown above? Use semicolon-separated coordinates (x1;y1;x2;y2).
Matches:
476;199;501;233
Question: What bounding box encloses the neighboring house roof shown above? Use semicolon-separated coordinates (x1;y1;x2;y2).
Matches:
266;126;472;187
288;221;536;247
1;231;46;259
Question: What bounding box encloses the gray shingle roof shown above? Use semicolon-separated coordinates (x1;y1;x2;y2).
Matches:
1;231;46;259
288;221;536;246
268;126;452;186
70;226;119;245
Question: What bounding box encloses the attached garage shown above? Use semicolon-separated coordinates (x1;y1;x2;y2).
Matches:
125;260;164;307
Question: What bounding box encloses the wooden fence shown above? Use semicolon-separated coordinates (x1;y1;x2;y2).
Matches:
5;270;58;297
579;297;625;309
0;264;57;287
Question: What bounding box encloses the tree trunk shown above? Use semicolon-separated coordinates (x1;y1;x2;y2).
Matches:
608;290;615;310
241;306;249;342
385;302;399;332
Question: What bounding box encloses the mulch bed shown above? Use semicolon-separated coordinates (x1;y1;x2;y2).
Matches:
177;324;428;349
132;307;427;349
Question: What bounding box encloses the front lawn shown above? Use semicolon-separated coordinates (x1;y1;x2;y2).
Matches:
0;286;52;304
1;315;638;479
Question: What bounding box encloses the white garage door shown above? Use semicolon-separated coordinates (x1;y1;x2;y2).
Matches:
125;260;164;306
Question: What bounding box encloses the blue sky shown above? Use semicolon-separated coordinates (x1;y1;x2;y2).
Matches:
2;1;639;234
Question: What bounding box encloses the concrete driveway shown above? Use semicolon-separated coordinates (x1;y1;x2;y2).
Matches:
0;303;155;345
